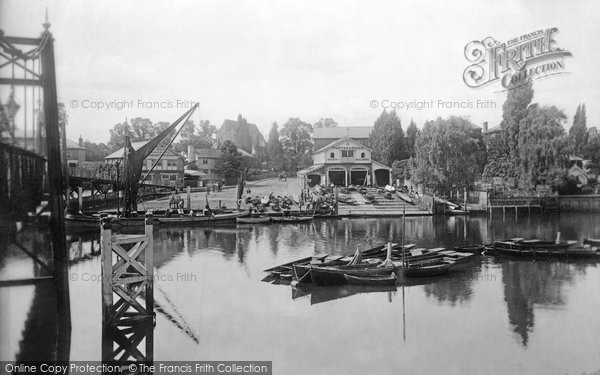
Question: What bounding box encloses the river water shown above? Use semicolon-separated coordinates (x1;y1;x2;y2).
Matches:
1;213;600;374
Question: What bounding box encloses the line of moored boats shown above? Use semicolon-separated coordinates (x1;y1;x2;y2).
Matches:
264;236;600;287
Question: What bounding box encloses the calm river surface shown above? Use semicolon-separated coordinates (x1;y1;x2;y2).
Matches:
2;213;600;374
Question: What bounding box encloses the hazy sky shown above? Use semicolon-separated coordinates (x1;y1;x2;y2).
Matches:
1;0;598;143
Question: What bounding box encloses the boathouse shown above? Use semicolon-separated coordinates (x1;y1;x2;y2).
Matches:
298;126;392;187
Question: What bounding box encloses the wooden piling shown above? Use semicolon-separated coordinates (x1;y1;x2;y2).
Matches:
186;185;191;210
101;216;154;362
78;186;83;213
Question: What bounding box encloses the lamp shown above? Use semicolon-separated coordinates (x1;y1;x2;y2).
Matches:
5;88;20;119
5;88;20;142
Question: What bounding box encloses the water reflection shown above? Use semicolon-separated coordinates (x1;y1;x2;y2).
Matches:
500;258;592;345
2;214;600;374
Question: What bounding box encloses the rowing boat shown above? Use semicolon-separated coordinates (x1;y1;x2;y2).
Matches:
310;265;396;286
400;259;456;277
344;273;397;286
584;238;600;246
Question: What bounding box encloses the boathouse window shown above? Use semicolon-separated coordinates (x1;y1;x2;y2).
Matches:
342;150;354;157
330;152;335;158
361;152;365;158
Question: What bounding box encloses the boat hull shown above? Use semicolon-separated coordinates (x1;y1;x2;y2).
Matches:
344;273;397;286
310;266;395;286
154;211;248;225
400;261;455;277
236;216;271;224
271;216;313;223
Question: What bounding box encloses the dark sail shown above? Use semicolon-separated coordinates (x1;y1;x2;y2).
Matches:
122;104;198;215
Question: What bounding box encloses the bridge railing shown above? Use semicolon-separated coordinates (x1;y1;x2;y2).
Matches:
0;142;47;215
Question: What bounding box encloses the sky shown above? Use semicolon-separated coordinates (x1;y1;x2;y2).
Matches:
1;0;598;144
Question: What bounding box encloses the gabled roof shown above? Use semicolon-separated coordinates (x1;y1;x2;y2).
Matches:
66;139;84;149
195;149;222;158
218;119;266;151
192;147;253;160
313;126;372;139
372;160;392;170
104;141;184;160
313;136;372;154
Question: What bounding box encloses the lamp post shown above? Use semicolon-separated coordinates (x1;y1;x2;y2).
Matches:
5;88;20;145
115;160;121;216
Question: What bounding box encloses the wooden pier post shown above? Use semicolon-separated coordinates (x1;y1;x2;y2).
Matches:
101;216;155;363
186;185;191;210
78;186;83;213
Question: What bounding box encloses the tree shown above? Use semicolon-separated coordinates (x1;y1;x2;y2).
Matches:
502;79;534;170
83;140;110;161
280;117;313;171
482;133;511;179
411;116;484;192
313;118;338;128
108;117;161;150
517;104;569;188
569;103;588;155
267;122;282;157
369;109;407;166
582;127;600;164
266;122;283;170
405;120;419;157
173;119;216;154
214;140;243;184
391;159;410;181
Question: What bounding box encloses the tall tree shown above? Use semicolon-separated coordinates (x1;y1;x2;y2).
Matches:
108;117;165;150
313;118;338;128
482;133;511;179
411;116;484;192
406;119;419;157
517;104;569;188
569;103;588;155
280;117;313;171
502;79;534;170
267;122;283;161
173;119;216;154
369;109;407;166
214;140;243;183
582;127;600;163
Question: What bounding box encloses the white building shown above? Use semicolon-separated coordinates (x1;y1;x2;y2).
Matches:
298;127;392;187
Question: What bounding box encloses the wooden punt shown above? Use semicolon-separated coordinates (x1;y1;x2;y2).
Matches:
344;273;397;286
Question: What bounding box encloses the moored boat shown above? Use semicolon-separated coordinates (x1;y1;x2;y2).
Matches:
153;211;248;225
344;272;397;286
271;216;313;223
491;237;580;256
400;259;456;277
584;238;600;246
236;216;271;224
310;265;396;286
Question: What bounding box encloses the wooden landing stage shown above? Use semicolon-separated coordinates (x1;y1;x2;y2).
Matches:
487;197;556;217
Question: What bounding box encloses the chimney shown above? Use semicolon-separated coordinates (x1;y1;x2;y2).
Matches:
187;144;196;162
79;135;83;147
482;122;488;132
